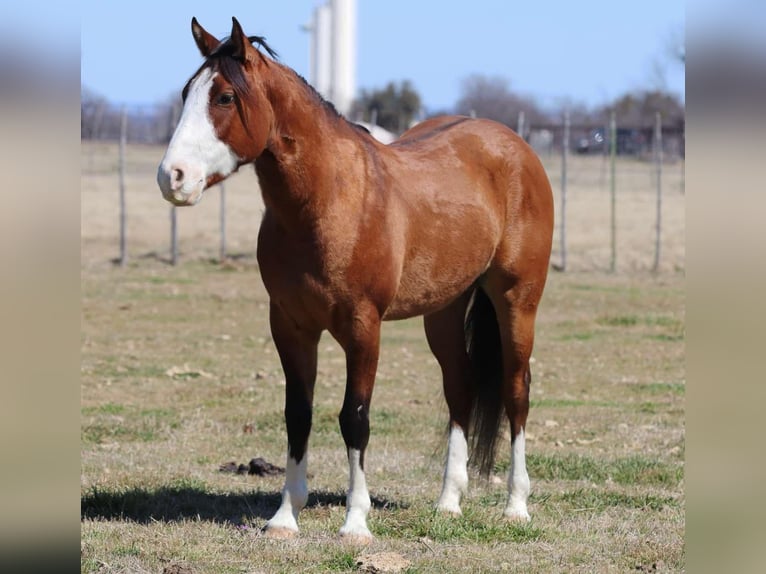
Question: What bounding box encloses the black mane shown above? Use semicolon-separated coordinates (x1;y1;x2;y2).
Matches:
184;35;369;136
247;35;279;60
210;35;279;61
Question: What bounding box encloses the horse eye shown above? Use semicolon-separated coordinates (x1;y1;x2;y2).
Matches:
216;93;235;106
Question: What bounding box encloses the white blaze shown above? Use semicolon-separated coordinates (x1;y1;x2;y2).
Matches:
157;68;239;204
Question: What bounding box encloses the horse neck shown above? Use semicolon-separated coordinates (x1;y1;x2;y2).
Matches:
255;63;363;233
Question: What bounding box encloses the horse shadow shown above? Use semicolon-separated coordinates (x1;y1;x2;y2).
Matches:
81;485;406;525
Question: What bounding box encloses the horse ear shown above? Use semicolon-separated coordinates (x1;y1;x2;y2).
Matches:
230;17;257;64
191;17;220;57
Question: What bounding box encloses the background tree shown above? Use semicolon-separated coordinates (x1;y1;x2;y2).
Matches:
594;90;684;127
455;74;550;128
81;86;111;139
353;80;422;134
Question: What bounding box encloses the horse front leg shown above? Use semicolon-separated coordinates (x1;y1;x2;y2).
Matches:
262;303;320;538
335;306;381;543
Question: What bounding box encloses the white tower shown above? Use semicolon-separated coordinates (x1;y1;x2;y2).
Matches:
330;0;356;117
313;2;332;101
306;0;357;117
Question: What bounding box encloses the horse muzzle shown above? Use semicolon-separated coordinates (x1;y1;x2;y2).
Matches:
157;163;205;206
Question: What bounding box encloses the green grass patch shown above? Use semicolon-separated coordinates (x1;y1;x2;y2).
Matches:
638;402;659;414
373;507;543;543
557;331;600;342
631;382;685;395
96;361;168;380
648;333;684;342
558;488;679;511
611;456;683;486
597;314;682;330
597;315;639;327
643;315;683;328
496;454;683;487
145;275;196;285
81;406;180;444
319;549;358;572
82;402;126;416
81;422;159;444
112;543;142;557
530;398;619;408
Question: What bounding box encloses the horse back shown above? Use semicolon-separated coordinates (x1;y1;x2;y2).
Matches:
376;116;553;319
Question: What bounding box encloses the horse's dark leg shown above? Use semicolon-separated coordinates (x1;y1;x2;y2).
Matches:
487;279;545;522
424;291;474;514
263;302;320;538
334;304;381;542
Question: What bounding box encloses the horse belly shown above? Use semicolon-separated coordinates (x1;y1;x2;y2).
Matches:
383;231;495;320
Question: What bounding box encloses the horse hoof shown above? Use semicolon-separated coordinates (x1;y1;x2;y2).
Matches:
262;526;299;539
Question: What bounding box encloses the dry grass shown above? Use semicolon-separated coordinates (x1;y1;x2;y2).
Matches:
81;142;685;573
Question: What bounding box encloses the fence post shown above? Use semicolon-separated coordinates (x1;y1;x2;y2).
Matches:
560;109;570;271
653;112;663;273
118;106;128;267
517;110;526;140
170;206;178;266
219;183;227;263
609;110;617;273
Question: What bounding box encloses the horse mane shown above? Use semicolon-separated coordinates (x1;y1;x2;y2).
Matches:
210;35;279;61
247;36;279;60
185;34;369;137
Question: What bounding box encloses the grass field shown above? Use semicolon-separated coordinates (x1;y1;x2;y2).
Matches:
81;142;685;573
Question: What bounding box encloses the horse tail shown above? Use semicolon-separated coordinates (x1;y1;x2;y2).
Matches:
464;285;504;477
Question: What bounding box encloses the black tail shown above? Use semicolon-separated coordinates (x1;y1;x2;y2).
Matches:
464;285;504;477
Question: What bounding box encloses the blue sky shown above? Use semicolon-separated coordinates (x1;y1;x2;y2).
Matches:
79;1;684;112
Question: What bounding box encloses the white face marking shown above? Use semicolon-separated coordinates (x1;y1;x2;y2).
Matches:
265;455;308;533
339;448;372;539
504;426;531;521
437;426;469;514
157;68;239;205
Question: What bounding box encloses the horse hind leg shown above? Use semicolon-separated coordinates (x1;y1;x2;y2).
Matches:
424;291;474;515
489;278;546;522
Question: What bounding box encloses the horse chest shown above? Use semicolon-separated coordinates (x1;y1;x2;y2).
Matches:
257;223;357;328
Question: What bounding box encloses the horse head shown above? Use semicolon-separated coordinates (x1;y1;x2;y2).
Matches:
157;17;275;206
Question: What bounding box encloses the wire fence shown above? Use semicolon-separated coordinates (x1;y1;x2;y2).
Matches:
81;107;685;274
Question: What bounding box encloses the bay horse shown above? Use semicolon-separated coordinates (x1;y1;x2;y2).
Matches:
157;17;554;542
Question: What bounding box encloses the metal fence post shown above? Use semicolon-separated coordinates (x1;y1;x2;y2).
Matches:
219;183;227;263
560;109;570;271
609;111;617;273
118;107;128;267
170;206;178;265
653;112;663;273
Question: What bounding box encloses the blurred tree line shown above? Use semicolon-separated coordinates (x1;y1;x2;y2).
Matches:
351;80;421;133
81;75;684;143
